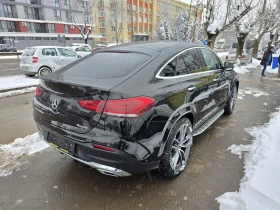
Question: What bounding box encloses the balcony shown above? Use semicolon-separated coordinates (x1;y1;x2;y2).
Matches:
24;0;42;5
0;12;17;18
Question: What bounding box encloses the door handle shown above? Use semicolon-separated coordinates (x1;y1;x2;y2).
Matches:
188;86;196;92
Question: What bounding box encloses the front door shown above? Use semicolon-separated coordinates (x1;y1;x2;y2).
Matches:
175;49;216;126
57;48;79;66
199;48;230;108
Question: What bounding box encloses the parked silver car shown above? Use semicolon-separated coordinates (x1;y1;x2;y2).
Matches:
20;46;80;77
225;49;252;65
68;46;92;57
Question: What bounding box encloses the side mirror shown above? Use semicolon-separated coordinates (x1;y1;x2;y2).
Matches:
224;62;234;71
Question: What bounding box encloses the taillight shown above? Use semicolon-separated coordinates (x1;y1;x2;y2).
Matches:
93;144;115;152
241;55;245;58
32;56;39;63
35;86;43;96
79;96;156;118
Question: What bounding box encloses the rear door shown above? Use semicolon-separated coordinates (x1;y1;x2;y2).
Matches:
175;49;216;125
41;48;61;67
199;48;229;108
57;48;79;66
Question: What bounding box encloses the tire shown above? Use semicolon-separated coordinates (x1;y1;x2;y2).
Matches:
159;118;193;178
24;73;35;78
38;67;51;78
224;85;238;115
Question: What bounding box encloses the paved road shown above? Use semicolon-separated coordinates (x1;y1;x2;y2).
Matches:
0;68;280;210
0;59;21;77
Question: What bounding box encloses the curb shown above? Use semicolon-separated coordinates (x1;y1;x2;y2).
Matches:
0;85;37;93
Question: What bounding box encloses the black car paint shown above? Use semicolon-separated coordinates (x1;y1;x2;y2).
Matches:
33;41;239;175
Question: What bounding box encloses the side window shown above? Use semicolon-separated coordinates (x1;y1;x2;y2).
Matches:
75;47;85;52
58;48;78;57
182;49;204;73
200;48;222;70
42;48;58;56
159;58;176;77
176;54;187;76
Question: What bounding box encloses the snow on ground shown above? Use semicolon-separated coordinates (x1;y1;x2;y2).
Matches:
0;133;49;177
0;87;36;99
266;66;279;74
217;107;280;210
234;66;250;74
238;87;269;99
0;75;38;91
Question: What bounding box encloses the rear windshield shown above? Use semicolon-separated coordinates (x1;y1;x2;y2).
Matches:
229;50;236;54
64;52;151;79
22;48;36;56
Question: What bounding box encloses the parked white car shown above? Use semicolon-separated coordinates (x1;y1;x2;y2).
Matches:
70;43;92;50
69;46;92;57
20;46;80;77
225;49;252;65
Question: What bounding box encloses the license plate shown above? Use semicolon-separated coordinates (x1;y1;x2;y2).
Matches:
22;67;28;70
48;133;75;155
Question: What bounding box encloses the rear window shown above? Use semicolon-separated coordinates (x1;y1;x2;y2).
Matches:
229;50;236;54
63;52;151;79
22;48;36;56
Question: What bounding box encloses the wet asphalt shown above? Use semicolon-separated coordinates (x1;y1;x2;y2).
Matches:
0;66;280;210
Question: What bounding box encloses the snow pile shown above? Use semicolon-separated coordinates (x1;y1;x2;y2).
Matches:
266;66;278;74
0;87;36;99
234;66;250;74
0;75;38;91
0;133;49;177
238;87;269;98
217;108;280;210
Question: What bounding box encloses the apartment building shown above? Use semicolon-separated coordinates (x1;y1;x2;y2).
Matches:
93;0;202;44
0;0;101;49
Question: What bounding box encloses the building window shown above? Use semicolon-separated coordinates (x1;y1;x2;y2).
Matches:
139;17;142;22
65;11;72;22
133;16;136;22
0;20;16;32
139;27;142;33
53;9;61;21
53;0;59;7
127;14;132;22
100;30;106;37
64;25;69;33
144;17;147;23
100;20;105;28
0;4;14;18
144;7;147;13
98;0;104;5
46;23;55;33
24;7;41;20
149;8;151;14
127;25;131;32
144;28;147;33
64;0;69;5
27;22;43;33
112;37;116;42
127;3;132;10
133;5;136;11
139;6;143;12
111;26;116;31
25;0;40;4
134;26;137;33
99;11;104;17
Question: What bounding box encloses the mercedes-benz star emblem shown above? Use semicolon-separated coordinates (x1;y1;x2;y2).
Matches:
52;99;59;109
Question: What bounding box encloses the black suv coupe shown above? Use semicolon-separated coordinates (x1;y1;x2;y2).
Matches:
33;41;239;178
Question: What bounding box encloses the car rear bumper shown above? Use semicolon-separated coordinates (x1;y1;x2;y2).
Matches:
35;118;160;177
20;63;39;73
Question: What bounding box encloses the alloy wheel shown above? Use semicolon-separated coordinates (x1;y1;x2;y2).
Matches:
39;67;51;77
170;124;193;172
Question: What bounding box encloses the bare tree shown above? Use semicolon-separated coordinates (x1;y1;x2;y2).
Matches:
203;0;257;48
70;0;98;44
105;0;126;44
250;0;280;58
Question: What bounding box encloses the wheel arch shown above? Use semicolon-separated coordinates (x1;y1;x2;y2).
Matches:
157;105;196;158
39;65;52;72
